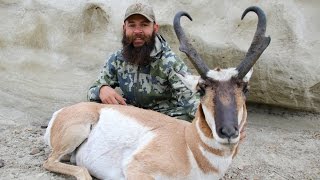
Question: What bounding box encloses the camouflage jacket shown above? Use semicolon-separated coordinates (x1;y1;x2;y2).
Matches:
88;34;199;121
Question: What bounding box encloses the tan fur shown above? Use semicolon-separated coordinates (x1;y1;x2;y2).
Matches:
44;102;104;180
44;99;247;179
197;104;214;139
186;120;220;174
232;104;247;159
116;106;191;177
201;85;216;137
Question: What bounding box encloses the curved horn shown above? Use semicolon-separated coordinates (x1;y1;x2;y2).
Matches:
236;6;271;79
173;11;209;79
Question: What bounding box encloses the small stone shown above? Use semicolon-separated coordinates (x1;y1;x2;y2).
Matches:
25;128;33;132
30;148;41;155
313;132;320;139
253;176;260;180
0;159;4;168
40;125;48;129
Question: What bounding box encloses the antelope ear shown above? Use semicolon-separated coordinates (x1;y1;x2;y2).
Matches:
242;68;253;82
176;73;201;92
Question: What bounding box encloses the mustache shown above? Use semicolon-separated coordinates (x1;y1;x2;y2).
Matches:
125;34;149;44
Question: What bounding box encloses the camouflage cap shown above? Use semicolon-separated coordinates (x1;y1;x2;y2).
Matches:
124;3;155;22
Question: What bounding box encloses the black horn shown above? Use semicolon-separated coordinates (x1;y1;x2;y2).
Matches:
236;6;271;79
173;11;209;79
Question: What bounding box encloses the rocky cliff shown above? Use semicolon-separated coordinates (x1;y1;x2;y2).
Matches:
0;0;319;125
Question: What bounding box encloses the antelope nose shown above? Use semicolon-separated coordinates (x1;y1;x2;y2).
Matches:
220;127;239;139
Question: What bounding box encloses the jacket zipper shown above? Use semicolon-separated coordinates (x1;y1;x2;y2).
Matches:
135;66;141;108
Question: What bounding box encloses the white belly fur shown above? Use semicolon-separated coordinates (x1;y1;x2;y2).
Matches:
75;108;155;179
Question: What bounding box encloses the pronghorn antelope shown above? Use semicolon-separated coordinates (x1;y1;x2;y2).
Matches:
43;6;270;180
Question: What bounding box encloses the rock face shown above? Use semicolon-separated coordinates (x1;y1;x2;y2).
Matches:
0;0;319;124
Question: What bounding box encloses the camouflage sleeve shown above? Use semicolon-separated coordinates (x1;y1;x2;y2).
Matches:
168;55;200;121
87;53;119;102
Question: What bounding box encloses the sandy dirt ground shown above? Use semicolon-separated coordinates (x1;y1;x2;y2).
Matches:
0;1;319;179
0;103;319;180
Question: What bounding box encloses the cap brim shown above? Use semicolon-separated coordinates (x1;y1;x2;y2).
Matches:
124;13;154;22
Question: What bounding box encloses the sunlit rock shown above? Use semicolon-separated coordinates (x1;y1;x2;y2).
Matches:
0;0;319;124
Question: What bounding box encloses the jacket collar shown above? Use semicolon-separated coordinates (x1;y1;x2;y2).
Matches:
150;34;164;58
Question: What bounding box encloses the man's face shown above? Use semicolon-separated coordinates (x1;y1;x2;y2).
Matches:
123;14;158;47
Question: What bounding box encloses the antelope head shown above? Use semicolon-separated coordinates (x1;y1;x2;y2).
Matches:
174;6;271;145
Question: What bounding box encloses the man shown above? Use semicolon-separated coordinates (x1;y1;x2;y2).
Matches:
87;3;199;121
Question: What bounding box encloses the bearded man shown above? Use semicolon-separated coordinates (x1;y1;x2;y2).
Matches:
88;3;199;121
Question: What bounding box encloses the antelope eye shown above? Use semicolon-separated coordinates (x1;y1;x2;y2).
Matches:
197;83;206;96
243;83;249;95
236;80;243;88
235;80;249;94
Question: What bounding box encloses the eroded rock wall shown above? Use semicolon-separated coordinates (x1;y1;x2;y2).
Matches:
0;0;319;125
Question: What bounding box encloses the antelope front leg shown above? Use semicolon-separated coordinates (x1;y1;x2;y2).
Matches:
43;151;92;180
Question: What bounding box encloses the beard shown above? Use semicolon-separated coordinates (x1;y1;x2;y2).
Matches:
121;31;156;66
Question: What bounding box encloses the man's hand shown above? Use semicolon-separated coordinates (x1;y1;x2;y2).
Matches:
99;86;127;105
